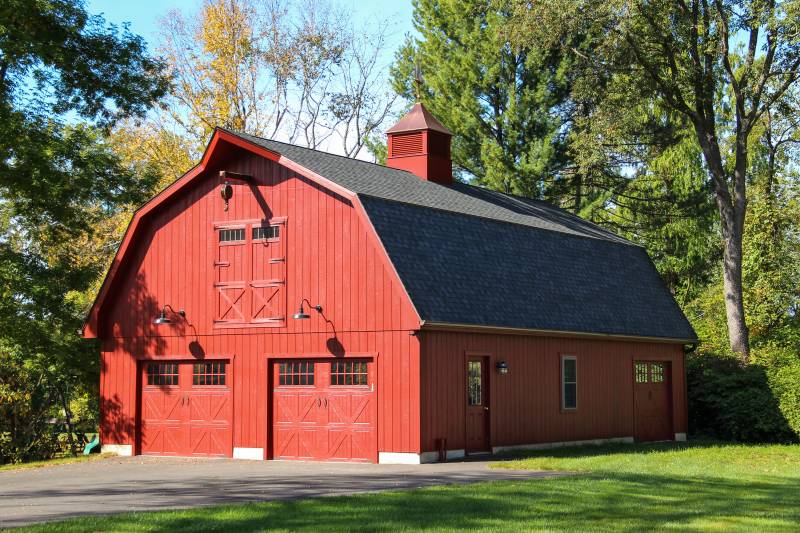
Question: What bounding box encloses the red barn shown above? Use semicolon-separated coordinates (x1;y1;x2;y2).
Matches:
82;103;697;463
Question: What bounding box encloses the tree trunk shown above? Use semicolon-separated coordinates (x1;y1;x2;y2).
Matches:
718;202;750;363
59;388;78;457
694;118;751;363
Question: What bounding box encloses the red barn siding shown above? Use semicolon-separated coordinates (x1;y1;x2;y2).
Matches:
419;330;687;453
98;147;421;456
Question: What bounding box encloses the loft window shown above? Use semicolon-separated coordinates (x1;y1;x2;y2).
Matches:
219;228;245;242
252;225;280;240
193;362;226;385
279;361;315;386
331;361;368;386
561;356;577;410
147;363;179;386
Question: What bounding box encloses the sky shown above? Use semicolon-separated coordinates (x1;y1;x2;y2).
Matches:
85;0;417;158
86;0;415;65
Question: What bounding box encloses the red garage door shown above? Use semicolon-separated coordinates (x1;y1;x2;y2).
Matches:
139;361;232;457
633;361;673;442
271;359;376;462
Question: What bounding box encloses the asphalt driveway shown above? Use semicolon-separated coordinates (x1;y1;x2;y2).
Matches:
0;456;557;528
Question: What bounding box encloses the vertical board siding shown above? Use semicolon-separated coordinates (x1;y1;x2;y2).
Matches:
98;147;420;455
420;331;687;453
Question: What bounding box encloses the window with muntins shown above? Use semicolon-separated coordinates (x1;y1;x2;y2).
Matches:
193;362;226;385
252;225;280;240
651;362;665;383
219;228;245;242
331;361;368;386
279;361;314;386
562;356;577;409
147;363;179;386
635;362;649;383
467;361;482;406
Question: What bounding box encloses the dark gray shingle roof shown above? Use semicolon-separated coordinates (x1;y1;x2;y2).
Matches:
233;131;632;245
229;129;697;341
362;197;697;340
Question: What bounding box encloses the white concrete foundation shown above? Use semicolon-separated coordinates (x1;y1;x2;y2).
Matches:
675;433;687;442
233;447;264;460
101;444;133;456
378;452;423;465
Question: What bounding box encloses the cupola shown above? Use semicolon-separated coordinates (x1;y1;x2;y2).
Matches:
386;102;452;185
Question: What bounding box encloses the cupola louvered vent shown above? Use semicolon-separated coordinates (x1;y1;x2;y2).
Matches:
385;102;452;184
390;132;423;157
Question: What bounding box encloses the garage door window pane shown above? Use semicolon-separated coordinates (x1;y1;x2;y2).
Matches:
331;361;368;386
193;362;226;385
279;361;315;385
147;363;179;386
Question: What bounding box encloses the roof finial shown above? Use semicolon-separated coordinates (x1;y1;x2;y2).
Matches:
413;60;424;102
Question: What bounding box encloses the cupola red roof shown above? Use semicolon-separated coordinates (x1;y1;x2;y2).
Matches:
386;102;452;135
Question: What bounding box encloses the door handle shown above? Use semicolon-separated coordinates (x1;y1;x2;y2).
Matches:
324;398;328;407
317;398;321;407
484;406;489;411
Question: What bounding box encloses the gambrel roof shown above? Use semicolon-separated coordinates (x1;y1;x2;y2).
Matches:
83;128;697;343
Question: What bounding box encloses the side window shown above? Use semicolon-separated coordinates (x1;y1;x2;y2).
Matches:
561;356;577;410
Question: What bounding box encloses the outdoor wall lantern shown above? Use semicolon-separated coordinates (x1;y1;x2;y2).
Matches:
496;360;509;375
153;304;186;325
293;298;323;320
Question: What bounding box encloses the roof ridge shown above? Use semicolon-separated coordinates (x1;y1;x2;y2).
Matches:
219;127;412;175
459;183;638;247
358;193;639;248
219;127;637;247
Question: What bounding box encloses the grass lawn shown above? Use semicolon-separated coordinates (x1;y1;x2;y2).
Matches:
11;441;800;532
0;453;113;472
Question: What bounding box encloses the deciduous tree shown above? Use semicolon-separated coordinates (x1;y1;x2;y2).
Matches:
0;0;167;462
511;0;800;361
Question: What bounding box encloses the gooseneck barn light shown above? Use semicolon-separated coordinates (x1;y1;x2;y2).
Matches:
153;304;186;325
293;299;323;320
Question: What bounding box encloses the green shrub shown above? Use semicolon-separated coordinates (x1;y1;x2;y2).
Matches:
687;351;799;443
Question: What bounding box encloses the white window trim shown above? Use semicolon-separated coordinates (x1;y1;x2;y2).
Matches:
561;355;578;411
